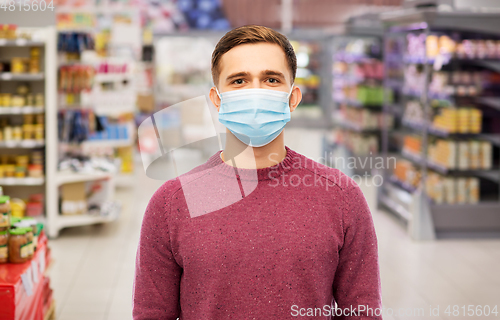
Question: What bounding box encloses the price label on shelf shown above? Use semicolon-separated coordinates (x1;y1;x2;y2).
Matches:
31;260;39;283
39;247;46;275
21;268;34;297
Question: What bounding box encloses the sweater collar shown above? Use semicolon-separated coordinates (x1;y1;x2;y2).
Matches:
205;146;299;181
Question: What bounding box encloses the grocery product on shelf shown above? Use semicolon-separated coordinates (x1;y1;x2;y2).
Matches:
116;146;134;174
0;195;9;232
393;159;420;190
334;129;379;156
393;160;481;204
0;229;7;263
290;40;322;107
10;198;26;218
0;190;47;264
402;134;493;171
0;84;44;108
58;65;95;94
406;33;500;61
0;24;17;39
338;105;394;131
332;35;391;163
0;151;45;179
8;227;29;264
1;46;41;74
58;31;95;61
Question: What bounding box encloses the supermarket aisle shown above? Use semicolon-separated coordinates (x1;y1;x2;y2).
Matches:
47;154;500;320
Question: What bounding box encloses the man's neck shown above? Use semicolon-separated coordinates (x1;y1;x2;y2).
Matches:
221;132;286;169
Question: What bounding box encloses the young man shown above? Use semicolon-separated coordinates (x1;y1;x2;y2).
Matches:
133;25;382;319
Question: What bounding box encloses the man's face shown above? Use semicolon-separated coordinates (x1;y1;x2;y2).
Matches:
210;42;301;113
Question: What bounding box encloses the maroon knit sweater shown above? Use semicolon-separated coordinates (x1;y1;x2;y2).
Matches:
133;146;382;320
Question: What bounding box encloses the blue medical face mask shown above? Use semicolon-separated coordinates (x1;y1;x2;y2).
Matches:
216;86;294;147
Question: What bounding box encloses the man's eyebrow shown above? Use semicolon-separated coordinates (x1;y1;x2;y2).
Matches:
261;70;286;79
225;72;251;83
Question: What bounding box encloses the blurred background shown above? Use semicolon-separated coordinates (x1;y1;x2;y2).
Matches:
0;0;500;319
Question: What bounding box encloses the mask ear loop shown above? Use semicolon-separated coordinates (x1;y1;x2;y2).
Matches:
215;87;222;100
287;83;295;100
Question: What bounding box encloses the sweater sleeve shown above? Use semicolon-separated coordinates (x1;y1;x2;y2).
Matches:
332;181;383;320
133;182;182;320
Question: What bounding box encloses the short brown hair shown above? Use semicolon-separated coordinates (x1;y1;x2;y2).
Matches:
211;25;297;86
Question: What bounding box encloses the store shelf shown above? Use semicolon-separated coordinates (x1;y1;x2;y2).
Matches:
94;105;136;117
480;134;500;147
403;55;436;64
379;7;500;240
472;60;500;73
402;118;492;139
56;203;121;229
288;117;333;129
0;72;44;81
333;115;380;133
0;38;44;46
401;149;451;175
82;139;134;148
334;97;382;108
0;106;45;114
431;202;500;232
56;171;114;186
0;177;45;185
379;194;412;222
334;53;377;63
476;97;500;112
402;87;454;101
94;73;133;82
0;140;45;148
402;119;427;132
389;176;417;194
385;78;404;90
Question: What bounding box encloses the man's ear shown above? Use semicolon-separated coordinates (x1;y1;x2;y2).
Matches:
209;87;221;112
289;86;302;113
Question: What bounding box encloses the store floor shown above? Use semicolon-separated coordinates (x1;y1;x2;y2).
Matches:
48;152;500;320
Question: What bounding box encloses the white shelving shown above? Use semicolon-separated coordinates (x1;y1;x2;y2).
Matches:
0;72;44;81
94;73;133;82
56;171;114;186
0;26;57;238
0;177;45;186
0;106;45;114
94;105;136;117
82;139;134;148
56;202;121;229
0;38;44;46
0;140;45;148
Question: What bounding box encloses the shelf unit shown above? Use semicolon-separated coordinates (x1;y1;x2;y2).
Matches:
0;26;58;235
379;8;500;240
326;15;389;177
51;30;130;236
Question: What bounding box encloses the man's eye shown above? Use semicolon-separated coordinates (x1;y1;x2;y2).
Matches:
233;79;244;84
268;78;279;83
